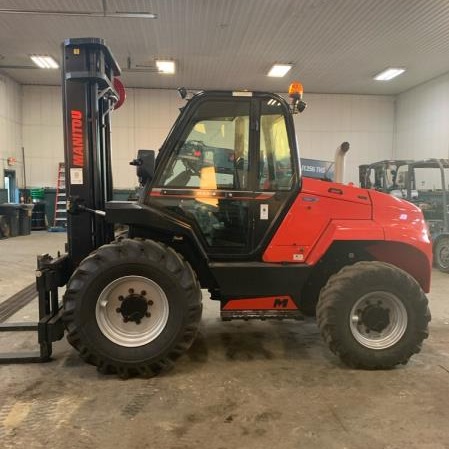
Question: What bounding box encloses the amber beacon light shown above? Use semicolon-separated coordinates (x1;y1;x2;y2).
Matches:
288;81;306;113
288;81;303;98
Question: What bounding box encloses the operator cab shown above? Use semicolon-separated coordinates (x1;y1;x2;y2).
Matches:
140;89;303;258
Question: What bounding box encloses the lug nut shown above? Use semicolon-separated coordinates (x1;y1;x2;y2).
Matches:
118;295;124;301
148;300;154;306
135;319;141;325
123;317;129;323
145;312;151;318
116;307;122;313
141;290;147;296
129;288;134;294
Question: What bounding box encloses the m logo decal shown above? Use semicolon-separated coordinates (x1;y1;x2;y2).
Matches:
273;298;289;308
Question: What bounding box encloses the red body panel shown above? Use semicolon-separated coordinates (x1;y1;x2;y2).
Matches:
263;178;432;292
223;296;297;310
264;178;373;262
368;189;432;291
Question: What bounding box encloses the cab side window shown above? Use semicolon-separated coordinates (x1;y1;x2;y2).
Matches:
259;100;294;191
160;101;250;190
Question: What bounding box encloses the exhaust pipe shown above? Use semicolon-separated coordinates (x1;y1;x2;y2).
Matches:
334;142;350;183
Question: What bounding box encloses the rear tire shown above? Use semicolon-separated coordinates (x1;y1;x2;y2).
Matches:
434;236;449;273
63;238;202;378
317;261;430;369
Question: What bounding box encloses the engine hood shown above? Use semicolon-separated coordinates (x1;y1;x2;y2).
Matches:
368;189;431;242
264;177;432;291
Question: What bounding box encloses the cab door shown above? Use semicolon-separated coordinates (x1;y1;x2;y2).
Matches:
149;97;255;256
249;97;300;256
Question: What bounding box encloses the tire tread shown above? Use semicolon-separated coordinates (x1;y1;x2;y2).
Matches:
63;238;202;378
316;261;430;369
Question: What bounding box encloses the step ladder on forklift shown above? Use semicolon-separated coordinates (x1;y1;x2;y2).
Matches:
50;162;67;232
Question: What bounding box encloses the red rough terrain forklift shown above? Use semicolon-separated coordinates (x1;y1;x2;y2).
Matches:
0;38;431;377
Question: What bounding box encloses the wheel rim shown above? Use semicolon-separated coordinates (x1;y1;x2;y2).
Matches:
349;291;407;350
95;275;169;347
437;240;449;269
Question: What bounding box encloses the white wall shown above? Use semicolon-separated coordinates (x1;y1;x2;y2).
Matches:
22;86;63;189
111;89;183;188
19;74;449;188
294;93;395;183
22;86;395;187
395;73;449;160
0;74;23;189
22;86;183;189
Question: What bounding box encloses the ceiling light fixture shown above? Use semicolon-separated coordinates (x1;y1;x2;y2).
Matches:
0;8;157;19
114;11;157;18
374;67;406;81
268;64;292;78
30;55;59;69
156;60;175;74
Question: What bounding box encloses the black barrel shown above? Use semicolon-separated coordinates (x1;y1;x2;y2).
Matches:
0;204;20;237
18;204;34;235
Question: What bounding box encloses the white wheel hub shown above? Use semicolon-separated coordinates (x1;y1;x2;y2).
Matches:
349;291;407;350
95;275;169;347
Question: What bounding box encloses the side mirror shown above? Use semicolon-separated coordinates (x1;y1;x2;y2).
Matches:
130;149;155;186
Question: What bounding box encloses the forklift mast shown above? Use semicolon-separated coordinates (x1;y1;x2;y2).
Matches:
62;37;121;268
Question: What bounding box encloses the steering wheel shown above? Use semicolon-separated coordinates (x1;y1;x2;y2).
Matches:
179;140;206;174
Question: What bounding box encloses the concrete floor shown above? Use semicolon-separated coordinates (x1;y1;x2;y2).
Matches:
0;232;449;449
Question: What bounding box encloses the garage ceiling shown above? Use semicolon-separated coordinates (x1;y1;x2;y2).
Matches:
1;0;449;94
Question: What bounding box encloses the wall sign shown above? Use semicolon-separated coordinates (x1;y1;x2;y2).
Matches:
301;158;334;180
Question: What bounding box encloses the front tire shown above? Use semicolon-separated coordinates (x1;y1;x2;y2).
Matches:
317;261;430;369
434;236;449;273
63;238;202;378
